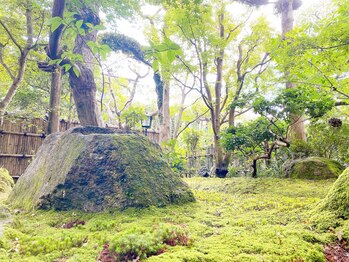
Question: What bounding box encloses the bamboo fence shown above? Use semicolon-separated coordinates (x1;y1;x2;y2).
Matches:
0;117;79;179
184;145;215;177
0;116;160;179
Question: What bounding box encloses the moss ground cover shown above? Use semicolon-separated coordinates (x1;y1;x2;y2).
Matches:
0;177;342;261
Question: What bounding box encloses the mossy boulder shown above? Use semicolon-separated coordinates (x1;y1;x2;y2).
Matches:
316;167;349;219
8;127;194;212
283;157;344;180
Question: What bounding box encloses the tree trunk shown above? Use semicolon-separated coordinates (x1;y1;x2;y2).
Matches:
46;0;65;134
212;12;228;178
159;81;171;143
0;52;29;120
68;6;102;127
47;68;62;133
281;0;306;141
69;62;102;126
173;87;187;138
0;0;33;122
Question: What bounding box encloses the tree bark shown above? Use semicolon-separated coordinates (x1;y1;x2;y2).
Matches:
281;0;306;141
159;81;171;143
252;139;290;177
173;87;187;138
68;6;102;127
48;68;62;133
46;0;65;134
213;13;229;178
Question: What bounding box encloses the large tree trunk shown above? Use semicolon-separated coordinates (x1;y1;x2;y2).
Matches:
281;0;306;141
68;6;102;127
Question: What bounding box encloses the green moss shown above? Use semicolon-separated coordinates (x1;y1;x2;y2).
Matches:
9;130;194;212
284;157;344;180
315;167;349;219
0;177;338;261
0;168;14;215
0;168;14;194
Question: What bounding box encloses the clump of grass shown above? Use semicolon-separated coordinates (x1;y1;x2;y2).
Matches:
107;224;190;261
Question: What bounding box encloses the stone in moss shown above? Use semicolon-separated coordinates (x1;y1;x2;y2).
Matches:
315;167;349;219
8;127;194;212
282;157;344;180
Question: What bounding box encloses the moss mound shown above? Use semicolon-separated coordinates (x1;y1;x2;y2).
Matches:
316;167;349;219
0;168;13;219
8;127;194;212
283;157;344;180
0;168;14;195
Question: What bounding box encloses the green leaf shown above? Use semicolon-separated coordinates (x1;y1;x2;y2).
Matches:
47;17;63;32
62;64;72;72
152;60;159;72
85;23;94;28
75;19;83;29
167;50;176;63
46;16;62;26
48;59;62;65
72;66;80;77
93;24;106;31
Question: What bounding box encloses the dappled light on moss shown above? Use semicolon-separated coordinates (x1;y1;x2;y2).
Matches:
312;167;349;225
0;177;342;261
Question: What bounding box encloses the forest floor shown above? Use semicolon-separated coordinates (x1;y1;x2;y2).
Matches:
0;177;347;261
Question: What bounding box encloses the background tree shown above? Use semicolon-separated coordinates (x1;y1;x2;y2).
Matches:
239;0;306;141
164;1;271;177
0;0;46;122
101;31;181;143
37;0;139;127
271;0;349;109
247;85;335;176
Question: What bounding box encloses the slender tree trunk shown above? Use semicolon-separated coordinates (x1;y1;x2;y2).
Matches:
0;52;29;119
47;68;62;133
68;6;102;127
68;91;73;122
159;81;171;143
46;0;65;134
212;13;229;178
281;0;306;141
173;88;187;138
0;0;33;122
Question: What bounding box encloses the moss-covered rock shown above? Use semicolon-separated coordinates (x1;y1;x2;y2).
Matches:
8;127;194;212
282;157;344;180
315;167;349;219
